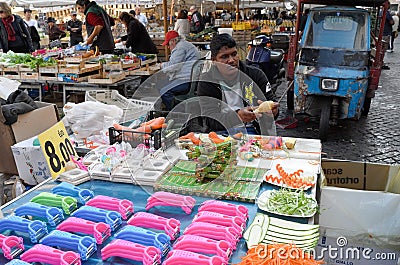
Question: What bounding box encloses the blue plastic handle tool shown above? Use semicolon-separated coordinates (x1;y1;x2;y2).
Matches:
52;182;94;205
40;230;97;261
5;259;31;265
30;192;77;215
70;206;122;231
115;225;170;256
0;215;47;243
14;202;64;226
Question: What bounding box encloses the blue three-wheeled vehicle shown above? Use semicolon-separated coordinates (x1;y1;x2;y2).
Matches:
287;0;388;140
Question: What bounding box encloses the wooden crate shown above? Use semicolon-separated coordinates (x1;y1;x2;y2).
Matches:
58;69;102;83
39;65;58;74
58;62;101;74
64;55;94;63
21;72;39;80
233;30;252;42
103;61;140;71
130;64;160;76
2;71;20;79
19;65;37;72
2;65;20;72
39;72;58;81
88;72;126;84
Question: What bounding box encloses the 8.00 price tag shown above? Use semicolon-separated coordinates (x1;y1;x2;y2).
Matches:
38;121;76;178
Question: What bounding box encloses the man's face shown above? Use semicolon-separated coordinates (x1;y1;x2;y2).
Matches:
135;7;140;15
213;46;239;77
168;38;178;50
24;11;31;20
71;14;77;20
48;22;54;27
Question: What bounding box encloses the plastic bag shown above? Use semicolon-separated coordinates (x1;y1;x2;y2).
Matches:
63;101;123;139
0;77;20;100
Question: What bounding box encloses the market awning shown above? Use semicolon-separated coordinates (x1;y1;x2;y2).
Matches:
8;0;75;8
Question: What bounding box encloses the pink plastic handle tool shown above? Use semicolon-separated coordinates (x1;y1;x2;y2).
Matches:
173;235;231;262
194;211;246;235
183;222;239;249
164;250;226;265
0;234;24;260
57;217;111;244
86;195;134;220
198;200;248;220
127;212;181;240
101;239;161;265
20;244;81;265
146;192;196;215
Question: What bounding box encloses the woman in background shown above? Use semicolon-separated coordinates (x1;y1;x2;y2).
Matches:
76;0;115;54
118;12;158;54
0;2;33;53
174;10;190;38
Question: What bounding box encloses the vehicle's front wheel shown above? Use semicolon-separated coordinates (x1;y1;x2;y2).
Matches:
287;82;294;110
362;97;372;117
319;97;332;142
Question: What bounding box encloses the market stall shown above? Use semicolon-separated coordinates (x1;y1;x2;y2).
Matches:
0;50;159;102
0;124;323;264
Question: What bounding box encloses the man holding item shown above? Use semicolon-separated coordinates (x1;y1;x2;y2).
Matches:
67;11;83;46
197;33;279;135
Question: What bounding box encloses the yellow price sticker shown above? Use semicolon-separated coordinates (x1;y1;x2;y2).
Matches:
38;121;77;178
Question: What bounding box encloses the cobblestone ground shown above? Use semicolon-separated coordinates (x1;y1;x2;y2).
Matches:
276;39;400;164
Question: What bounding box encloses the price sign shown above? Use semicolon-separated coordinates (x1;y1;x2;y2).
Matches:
38;121;77;178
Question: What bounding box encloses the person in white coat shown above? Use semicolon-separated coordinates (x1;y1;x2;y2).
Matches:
390;11;399;52
174;10;190;38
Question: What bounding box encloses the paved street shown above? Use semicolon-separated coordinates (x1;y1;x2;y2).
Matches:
276;39;400;164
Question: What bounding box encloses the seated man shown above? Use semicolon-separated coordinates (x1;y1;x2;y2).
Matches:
197;33;279;135
160;30;200;110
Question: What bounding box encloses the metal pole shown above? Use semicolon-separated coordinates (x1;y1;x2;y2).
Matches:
163;0;169;59
236;0;239;22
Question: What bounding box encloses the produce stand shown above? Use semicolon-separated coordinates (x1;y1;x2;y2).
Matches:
0;133;321;264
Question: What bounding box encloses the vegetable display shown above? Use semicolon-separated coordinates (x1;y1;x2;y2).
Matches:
234;243;325;265
258;189;318;217
0;51;57;70
265;163;315;189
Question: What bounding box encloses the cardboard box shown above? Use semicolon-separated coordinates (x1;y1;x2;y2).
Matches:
0;102;59;175
11;136;50;185
318;159;400;265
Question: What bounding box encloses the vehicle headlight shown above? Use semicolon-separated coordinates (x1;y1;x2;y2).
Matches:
321;79;338;91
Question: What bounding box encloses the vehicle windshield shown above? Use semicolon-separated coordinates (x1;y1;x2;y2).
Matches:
304;10;369;50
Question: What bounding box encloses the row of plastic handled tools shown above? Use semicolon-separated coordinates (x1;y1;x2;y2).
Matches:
0;182;249;265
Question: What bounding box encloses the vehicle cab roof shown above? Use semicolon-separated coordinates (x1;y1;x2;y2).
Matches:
297;0;386;7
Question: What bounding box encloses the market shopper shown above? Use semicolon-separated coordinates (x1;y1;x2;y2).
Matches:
174;10;190;38
23;8;40;51
159;30;200;110
0;2;34;53
197;33;279;135
390;11;399;52
382;7;394;69
118;12;158;54
47;17;66;42
135;6;148;27
76;0;115;54
67;11;83;46
189;6;204;34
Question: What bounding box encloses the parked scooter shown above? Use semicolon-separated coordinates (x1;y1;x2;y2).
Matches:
246;35;286;96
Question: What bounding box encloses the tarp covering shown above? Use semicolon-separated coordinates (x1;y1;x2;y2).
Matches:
7;0;75;8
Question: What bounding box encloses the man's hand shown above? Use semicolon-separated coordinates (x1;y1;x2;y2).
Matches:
237;107;258;123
